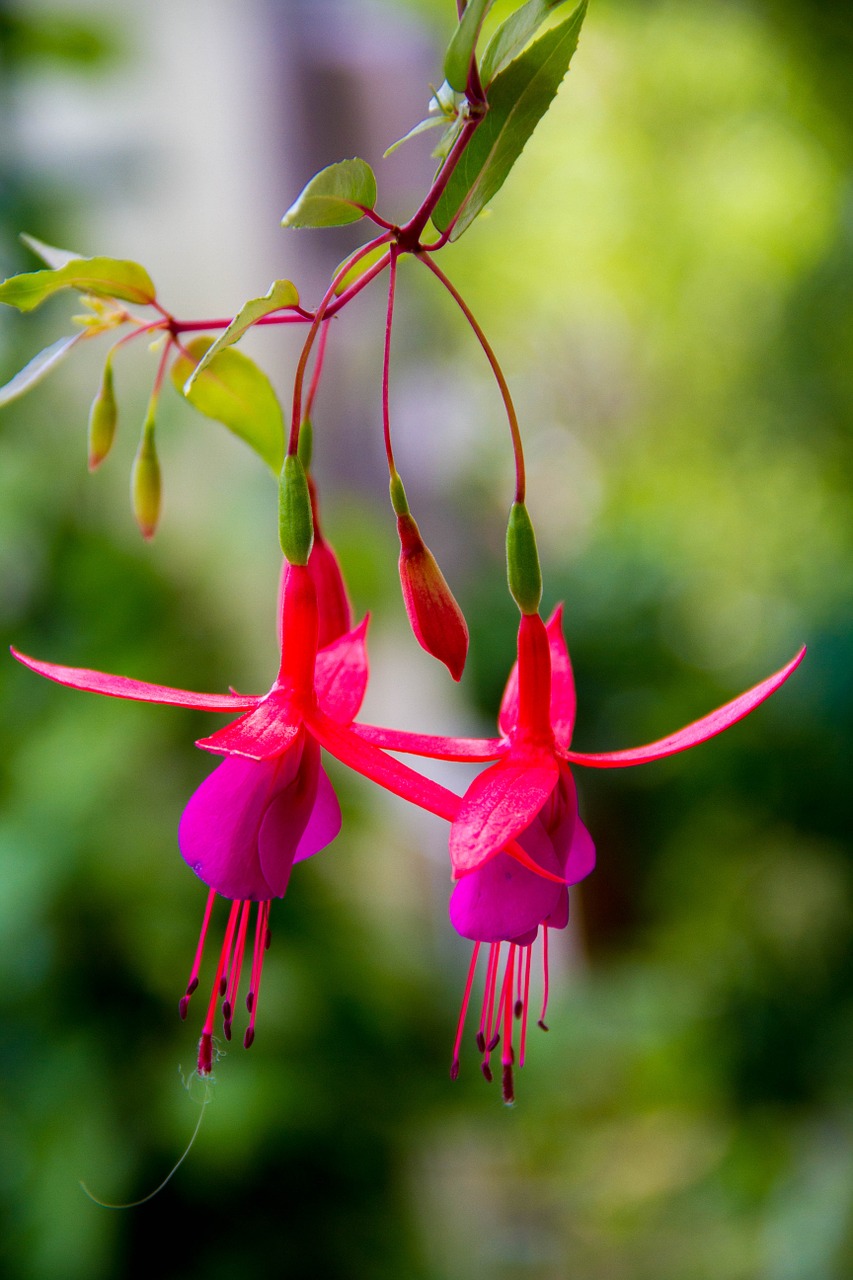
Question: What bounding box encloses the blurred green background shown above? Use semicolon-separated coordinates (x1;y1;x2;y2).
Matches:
1;1;851;1277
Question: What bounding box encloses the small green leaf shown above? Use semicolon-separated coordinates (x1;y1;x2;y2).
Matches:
0;334;83;407
0;255;157;311
281;159;377;229
185;280;299;388
171;336;284;473
480;0;572;86
433;0;587;240
20;232;83;269
333;243;390;296
383;114;447;158
444;0;494;93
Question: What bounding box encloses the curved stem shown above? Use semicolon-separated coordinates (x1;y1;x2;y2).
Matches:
305;317;331;420
417;253;526;504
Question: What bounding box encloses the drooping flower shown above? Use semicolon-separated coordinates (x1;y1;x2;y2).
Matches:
12;558;470;1073
355;607;805;1091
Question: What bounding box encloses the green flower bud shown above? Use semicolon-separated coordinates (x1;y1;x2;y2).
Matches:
506;501;542;615
131;411;161;541
279;453;314;565
87;355;118;471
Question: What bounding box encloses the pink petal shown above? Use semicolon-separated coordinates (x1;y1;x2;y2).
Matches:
352;723;504;761
179;749;303;900
545;605;577;748
449;753;560;877
498;605;576;743
449;819;562;943
10;648;258;711
196;690;301;760
293;766;341;863
565;646;806;769
314;617;369;723
307;709;461;823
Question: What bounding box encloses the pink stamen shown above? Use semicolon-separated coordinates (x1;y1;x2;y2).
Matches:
519;944;532;1067
197;899;241;1075
478;943;500;1054
480;943;502;1081
501;946;516;1104
179;887;217;1020
451;941;481;1080
245;901;271;1050
538;925;550;1031
222;900;251;1040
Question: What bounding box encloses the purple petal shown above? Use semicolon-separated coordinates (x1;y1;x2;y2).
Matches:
565;819;596;886
293;765;341;863
257;736;324;895
449;820;562;944
179;749;303;900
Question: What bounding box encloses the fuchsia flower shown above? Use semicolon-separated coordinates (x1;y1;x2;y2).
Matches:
355;608;805;1097
12;559;468;1073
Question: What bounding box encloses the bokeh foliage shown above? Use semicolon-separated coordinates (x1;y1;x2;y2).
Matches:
1;2;851;1278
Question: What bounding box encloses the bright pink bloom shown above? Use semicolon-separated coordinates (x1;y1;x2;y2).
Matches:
355;607;805;1094
12;560;469;1073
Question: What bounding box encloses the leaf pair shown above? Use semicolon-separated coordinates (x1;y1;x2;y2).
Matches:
434;0;588;240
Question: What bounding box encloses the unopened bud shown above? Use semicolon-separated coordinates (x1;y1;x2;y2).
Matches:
297;416;313;469
397;511;469;681
87;355;118;471
130;411;161;540
278;453;314;565
506;501;542;615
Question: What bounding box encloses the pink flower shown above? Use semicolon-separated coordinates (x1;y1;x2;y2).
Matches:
355;607;805;1095
12;560;468;1073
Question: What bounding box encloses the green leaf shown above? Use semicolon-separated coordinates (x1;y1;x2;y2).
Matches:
281;159;377;229
0;334;83;407
171;336;284;473
444;0;494;93
19;232;83;269
0;255;157;311
384;114;447;158
333;244;391;296
185;280;299;389
433;0;587;240
480;0;573;86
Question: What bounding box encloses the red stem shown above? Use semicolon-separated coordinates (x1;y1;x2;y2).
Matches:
305;318;331;420
289;235;393;455
382;248;399;475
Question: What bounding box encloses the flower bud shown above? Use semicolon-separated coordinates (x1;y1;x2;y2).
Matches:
87;355;118;471
506;501;542;616
397;512;469;681
279;453;314;565
131;412;161;540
